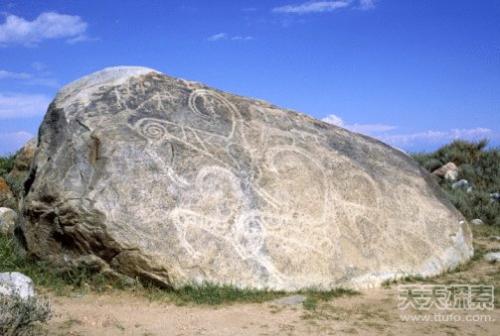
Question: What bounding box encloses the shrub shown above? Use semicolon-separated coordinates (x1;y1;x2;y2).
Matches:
413;153;444;172
0;154;15;178
300;287;359;310
435;139;488;165
0;294;51;336
412;140;500;226
1;153;23;208
2;175;24;205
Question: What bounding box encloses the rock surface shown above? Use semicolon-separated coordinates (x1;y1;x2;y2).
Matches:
0;207;17;236
470;219;484;226
452;179;470;191
8;137;37;183
22;66;473;290
432;162;458;180
444;170;458;182
0;177;14;208
483;252;500;263
0;272;35;300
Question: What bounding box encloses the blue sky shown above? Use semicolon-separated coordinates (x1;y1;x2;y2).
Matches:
1;0;499;154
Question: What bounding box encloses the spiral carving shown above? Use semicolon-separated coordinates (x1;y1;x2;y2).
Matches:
189;89;222;120
135;118;169;141
188;89;237;139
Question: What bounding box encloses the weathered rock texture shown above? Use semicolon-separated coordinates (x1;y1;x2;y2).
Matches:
0;207;17;237
0;272;35;300
8;137;37;182
22;67;473;290
432;162;458;181
0;177;14;208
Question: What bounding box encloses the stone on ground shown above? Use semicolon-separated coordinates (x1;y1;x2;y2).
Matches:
432;162;458;181
0;272;35;300
22;66;473;291
452;179;470;191
483;252;500;263
0;207;17;236
470;219;484;226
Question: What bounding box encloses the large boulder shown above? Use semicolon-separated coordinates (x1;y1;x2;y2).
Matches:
22;67;473;290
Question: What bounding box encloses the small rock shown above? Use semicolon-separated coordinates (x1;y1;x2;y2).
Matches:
0;207;17;236
432;162;458;180
484;252;500;263
0;272;35;300
271;295;306;305
444;169;458;182
470;219;484;226
490;192;500;202
0;177;14;207
452;179;470;190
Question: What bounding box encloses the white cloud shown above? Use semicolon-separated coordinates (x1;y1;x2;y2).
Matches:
0;70;31;80
66;34;98;44
272;0;378;14
348;123;396;133
322;114;344;126
231;36;254;41
0;12;88;46
207;33;253;42
321;113;495;149
358;0;376;10
0;93;51;119
24;77;59;88
321;114;395;134
378;128;494;147
0;64;59;88
207;33;228;41
273;1;351;14
0;131;33;155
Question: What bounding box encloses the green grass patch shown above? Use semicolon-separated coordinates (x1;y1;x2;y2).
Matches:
142;283;286;306
300;288;360;311
381;275;430;288
472;223;500;238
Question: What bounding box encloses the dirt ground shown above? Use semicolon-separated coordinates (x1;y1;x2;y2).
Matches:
44;227;500;336
44;287;498;336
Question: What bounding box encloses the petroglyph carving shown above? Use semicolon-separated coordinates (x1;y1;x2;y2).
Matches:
23;67;473;291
